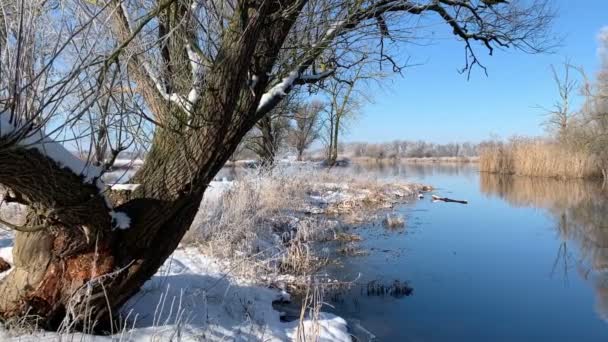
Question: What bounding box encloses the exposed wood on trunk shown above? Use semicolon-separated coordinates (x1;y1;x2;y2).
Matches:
0;258;10;273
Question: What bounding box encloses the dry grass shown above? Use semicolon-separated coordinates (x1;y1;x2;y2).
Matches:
185;165;423;283
479;138;601;179
382;213;405;229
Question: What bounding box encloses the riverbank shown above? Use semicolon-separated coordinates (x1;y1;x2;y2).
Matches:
186;165;428;288
0;165;428;341
351;156;479;164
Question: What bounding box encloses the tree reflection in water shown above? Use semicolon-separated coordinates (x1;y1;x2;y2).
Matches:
480;173;608;321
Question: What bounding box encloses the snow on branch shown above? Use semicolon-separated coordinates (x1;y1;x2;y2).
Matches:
118;1;193;115
185;43;204;111
1;112;103;188
256;69;334;116
257;70;299;115
134;46;192;114
0;112;127;224
110;183;140;191
295;70;335;84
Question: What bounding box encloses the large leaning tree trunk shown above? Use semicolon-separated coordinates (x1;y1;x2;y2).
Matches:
0;0;305;330
0;0;554;332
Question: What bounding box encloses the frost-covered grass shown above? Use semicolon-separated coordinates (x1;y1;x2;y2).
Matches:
186;164;424;282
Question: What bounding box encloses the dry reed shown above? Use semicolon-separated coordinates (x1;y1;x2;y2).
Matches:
479;138;601;179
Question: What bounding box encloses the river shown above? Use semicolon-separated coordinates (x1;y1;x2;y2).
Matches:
322;163;608;341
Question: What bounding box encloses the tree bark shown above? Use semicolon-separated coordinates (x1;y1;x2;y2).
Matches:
331;115;340;164
257;115;277;167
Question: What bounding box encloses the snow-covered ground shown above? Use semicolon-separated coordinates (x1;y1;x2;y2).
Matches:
0;234;350;341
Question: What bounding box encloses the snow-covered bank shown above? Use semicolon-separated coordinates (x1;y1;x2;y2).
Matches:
0;239;349;341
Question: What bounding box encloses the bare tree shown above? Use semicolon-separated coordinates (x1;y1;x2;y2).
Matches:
542;61;578;141
569;28;608;184
245;94;295;166
0;0;555;330
289;100;324;161
323;62;371;165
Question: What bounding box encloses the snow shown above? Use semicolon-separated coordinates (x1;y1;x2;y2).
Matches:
169;93;191;113
186;44;201;77
0;242;351;341
250;74;260;88
190;0;202;11
310;20;345;49
110;183;140;191
257;70;299;112
0;113;103;187
324;20;345;39
110;210;131;230
256;67;334;114
299;69;334;82
112;159;144;168
278;289;291;302
121;4;189;113
187;88;199;106
205;180;233;201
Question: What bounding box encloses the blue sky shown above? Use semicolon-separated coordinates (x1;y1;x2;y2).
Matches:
346;0;608;144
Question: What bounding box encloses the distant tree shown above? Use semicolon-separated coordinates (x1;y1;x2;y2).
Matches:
542;62;579;141
565;29;608;183
289;101;324;161
592;29;608;182
245;96;294;166
323;63;372;165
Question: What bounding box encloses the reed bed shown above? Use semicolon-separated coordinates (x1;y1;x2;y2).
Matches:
479;138;601;179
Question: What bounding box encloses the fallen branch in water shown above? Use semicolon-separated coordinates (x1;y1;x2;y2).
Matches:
431;195;468;204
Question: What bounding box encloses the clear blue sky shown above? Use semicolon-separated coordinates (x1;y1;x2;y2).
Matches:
346;0;608;144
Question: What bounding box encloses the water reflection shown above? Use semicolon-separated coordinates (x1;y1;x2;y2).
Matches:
480;173;608;322
350;162;477;181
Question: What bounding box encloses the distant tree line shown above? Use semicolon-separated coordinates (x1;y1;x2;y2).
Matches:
341;141;479;159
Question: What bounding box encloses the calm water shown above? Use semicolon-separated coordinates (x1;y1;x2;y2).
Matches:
323;163;608;341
